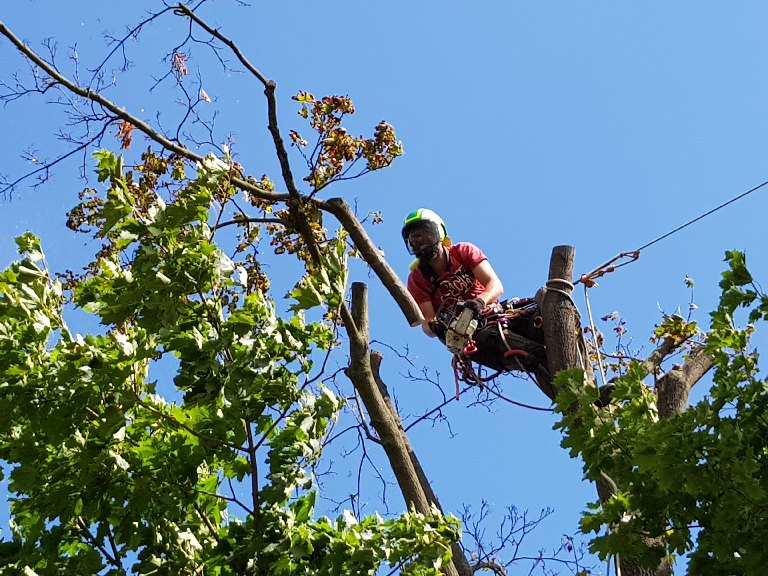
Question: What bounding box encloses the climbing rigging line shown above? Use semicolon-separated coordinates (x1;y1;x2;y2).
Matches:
576;177;768;287
451;355;554;412
444;178;766;412
573;177;768;385
583;284;608;388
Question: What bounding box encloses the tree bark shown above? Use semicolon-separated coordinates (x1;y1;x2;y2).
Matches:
539;245;580;400
345;282;473;576
323;197;424;328
655;348;713;419
541;246;675;576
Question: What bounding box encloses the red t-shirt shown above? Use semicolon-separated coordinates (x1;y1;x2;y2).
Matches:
407;242;488;312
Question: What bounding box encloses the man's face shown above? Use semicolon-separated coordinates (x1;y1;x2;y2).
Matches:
407;225;440;259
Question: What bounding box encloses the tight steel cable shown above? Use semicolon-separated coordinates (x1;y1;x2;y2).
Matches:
635;178;768;253
577;178;768;286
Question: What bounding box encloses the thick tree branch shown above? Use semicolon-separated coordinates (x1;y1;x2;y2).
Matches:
264;81;301;197
370;351;447;515
542;246;673;576
640;335;685;376
656;346;714;419
321;197;423;327
345;284;431;513
539;245;580;400
635;331;714;419
619;554;673;576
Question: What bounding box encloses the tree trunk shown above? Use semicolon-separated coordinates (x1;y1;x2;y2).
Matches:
541;246;674;576
345;282;473;576
541;245;581;397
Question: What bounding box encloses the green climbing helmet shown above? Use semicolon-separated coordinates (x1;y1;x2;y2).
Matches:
401;208;451;255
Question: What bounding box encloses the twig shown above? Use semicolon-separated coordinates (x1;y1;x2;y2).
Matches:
76;517;122;569
213;216;286;230
0;19;288;203
0;123;109;197
245;419;260;521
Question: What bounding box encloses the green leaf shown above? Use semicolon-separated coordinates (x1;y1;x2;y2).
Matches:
14;233;44;262
721;250;753;288
93;148;124;182
0;148;459;576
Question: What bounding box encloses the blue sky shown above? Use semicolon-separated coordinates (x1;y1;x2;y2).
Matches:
2;1;768;572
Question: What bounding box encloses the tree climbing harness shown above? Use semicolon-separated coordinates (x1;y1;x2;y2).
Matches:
432;298;548;401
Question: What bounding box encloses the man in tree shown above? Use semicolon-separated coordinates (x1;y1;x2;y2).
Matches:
402;208;545;374
402;208;504;339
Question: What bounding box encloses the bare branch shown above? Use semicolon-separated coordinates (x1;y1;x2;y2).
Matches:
86;5;178;89
404;390;466;433
172;4;301;199
174;4;269;86
196;482;254;516
0;22;192;159
213;216;286;230
1;124;110;197
460;502;590;575
76;517;122;569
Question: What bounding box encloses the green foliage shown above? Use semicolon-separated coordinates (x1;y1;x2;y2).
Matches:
0;150;458;575
246;505;458;576
554;251;768;573
288;235;348;313
651;314;698;343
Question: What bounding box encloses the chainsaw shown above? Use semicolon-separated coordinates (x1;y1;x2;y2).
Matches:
443;304;479;355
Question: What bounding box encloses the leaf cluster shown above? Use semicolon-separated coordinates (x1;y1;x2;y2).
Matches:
0;151;458;575
291;92;403;191
553;251;768;573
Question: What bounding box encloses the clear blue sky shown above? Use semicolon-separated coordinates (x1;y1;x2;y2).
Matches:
2;1;768;571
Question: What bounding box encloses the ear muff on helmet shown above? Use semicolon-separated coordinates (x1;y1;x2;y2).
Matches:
401;208;451;255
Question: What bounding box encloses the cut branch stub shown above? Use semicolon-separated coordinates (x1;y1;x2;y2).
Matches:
540;245;580;399
346;282;471;576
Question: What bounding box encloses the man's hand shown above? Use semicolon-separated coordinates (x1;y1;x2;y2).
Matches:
428;319;447;341
463;298;486;318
